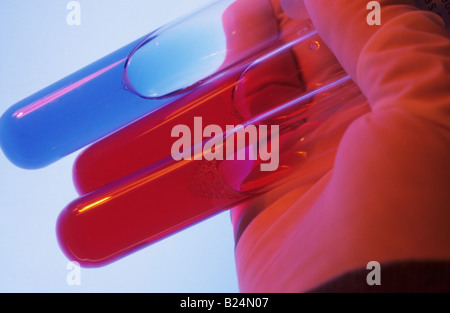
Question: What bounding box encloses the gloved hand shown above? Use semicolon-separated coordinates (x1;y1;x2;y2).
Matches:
231;0;450;292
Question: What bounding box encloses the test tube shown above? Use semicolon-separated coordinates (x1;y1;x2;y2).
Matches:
57;0;370;266
58;75;361;267
73;0;347;194
0;32;178;169
0;0;235;169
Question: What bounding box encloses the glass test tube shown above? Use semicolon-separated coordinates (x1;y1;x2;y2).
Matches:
57;0;367;267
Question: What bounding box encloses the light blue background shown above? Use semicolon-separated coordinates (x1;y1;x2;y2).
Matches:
0;0;239;293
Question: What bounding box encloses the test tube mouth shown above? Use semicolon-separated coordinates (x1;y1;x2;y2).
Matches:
122;0;318;100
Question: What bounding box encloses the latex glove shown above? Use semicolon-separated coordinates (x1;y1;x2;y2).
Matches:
232;0;450;292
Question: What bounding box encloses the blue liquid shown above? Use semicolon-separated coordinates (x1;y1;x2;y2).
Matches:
0;34;178;169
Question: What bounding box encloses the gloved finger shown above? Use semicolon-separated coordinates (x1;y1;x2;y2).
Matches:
235;0;450;292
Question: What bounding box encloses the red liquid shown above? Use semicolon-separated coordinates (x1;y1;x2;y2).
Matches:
58;119;312;267
73;48;304;195
58;157;250;267
73;72;243;195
